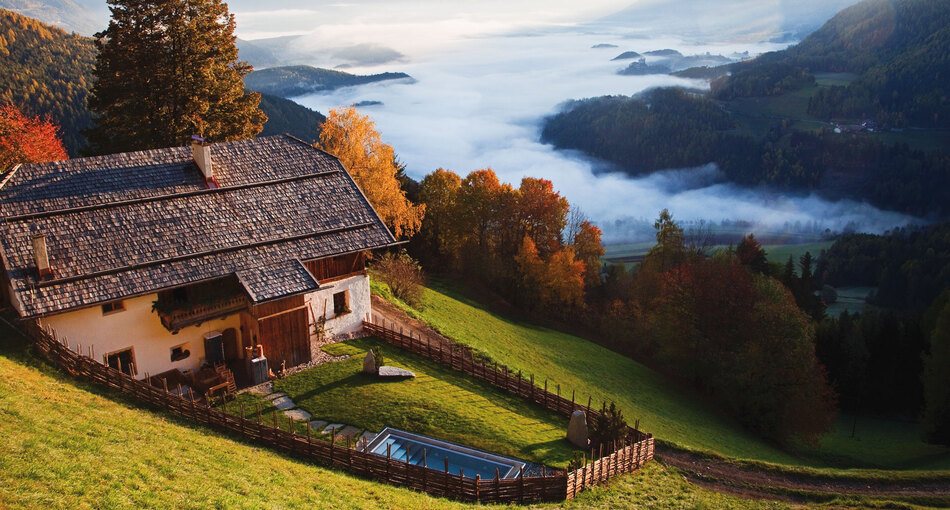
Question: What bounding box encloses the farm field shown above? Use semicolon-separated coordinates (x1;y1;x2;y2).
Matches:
384;279;950;472
825;286;875;317
1;320;810;509
603;239;834;272
723;73;949;151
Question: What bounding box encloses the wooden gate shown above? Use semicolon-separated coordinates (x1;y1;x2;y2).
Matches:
255;295;311;369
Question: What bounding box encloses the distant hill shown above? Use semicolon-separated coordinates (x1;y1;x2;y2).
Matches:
611;51;641;61
236;38;283;69
543;0;950;218
245;65;413;98
0;8;95;155
258;92;325;143
713;0;950;127
0;0;105;35
0;10;326;155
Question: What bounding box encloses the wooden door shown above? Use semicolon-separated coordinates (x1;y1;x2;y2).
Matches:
255;296;311;370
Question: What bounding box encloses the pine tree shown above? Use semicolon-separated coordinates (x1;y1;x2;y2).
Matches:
86;0;266;154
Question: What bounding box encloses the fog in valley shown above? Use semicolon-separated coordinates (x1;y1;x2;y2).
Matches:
230;0;916;242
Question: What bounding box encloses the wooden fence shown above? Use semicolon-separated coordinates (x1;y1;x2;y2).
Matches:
24;315;652;503
363;315;655;496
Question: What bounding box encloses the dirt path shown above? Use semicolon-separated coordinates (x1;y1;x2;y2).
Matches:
367;294;950;505
656;446;950;503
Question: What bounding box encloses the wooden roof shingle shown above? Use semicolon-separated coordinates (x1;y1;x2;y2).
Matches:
0;135;397;317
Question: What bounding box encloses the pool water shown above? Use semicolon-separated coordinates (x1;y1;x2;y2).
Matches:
366;428;526;479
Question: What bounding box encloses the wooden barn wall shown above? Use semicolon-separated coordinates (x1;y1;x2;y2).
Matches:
253;295;310;369
305;252;365;282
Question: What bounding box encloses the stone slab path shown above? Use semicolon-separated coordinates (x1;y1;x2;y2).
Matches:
248;389;376;446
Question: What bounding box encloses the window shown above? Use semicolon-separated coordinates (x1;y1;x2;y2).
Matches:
101;300;125;315
106;347;136;375
333;290;350;316
170;342;191;362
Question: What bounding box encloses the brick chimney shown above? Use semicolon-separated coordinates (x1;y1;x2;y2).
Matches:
190;136;217;187
31;234;53;279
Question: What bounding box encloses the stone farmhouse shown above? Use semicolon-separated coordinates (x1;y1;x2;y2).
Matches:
0;135;398;391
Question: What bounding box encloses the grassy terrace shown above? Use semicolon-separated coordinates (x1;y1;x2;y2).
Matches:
245;337;582;469
1;326;808;508
377;278;950;472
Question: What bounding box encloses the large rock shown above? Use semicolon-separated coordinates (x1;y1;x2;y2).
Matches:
363;350;377;374
567;410;589;448
378;366;415;378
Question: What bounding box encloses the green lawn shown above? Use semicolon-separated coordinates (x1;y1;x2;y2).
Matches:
0;326;809;509
272;337;581;469
825;286;875;317
603;240;834;272
384;279;950;471
764;241;834;266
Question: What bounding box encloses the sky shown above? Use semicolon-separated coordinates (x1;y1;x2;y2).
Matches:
227;0;915;241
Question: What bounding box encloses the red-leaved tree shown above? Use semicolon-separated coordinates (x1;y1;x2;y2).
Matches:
0;104;68;172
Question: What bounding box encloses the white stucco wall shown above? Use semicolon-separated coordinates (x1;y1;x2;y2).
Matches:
42;293;241;379
305;273;370;339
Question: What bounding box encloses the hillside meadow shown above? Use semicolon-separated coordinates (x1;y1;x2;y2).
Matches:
376;278;950;472
0;324;799;509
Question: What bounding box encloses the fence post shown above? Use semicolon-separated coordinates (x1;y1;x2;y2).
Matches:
330;427;336;464
475;474;480;503
307;420;312;458
519;466;524;503
422;448;427;492
444;457;450;497
386;442;391;481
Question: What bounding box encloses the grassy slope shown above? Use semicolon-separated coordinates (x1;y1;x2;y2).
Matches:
273;337;581;468
0;328;803;509
390;279;950;471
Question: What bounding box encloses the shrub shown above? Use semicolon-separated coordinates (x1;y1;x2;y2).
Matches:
371;346;385;373
372;250;425;308
590;402;628;448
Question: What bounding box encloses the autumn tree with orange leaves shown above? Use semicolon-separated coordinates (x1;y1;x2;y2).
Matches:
414;166;597;310
318;107;424;238
0;104;68;172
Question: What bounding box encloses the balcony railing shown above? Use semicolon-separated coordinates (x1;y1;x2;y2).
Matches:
154;294;249;332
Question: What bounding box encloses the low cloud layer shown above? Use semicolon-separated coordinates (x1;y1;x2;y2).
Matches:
285;5;915;242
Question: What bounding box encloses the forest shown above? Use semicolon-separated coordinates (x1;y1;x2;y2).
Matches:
542;88;950;217
714;0;950;128
542;0;950;218
0;8;326;156
0;9;95;155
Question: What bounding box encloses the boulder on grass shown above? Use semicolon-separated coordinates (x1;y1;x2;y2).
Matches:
567;410;589;448
378;366;415;378
363;350;377;374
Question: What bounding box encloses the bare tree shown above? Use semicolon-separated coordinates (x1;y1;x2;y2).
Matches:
565;206;590;246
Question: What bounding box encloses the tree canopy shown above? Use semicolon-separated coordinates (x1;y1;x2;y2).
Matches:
318;107;424;239
86;0;266;153
0;103;68;172
0;9;95;156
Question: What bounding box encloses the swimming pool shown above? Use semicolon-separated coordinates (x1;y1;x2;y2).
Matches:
366;427;527;479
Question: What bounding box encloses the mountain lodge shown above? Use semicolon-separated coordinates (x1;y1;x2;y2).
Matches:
0;135;398;392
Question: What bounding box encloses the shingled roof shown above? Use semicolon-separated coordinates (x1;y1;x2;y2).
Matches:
0;135;398;317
